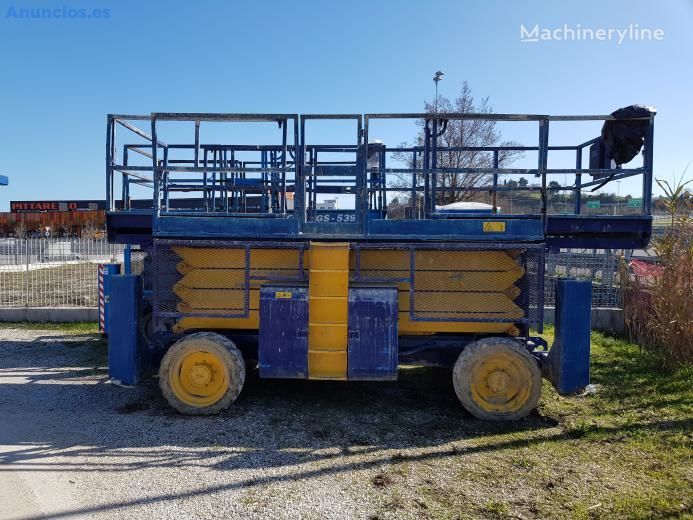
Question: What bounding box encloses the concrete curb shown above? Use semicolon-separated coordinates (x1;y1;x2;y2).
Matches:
544;306;624;334
0;307;98;323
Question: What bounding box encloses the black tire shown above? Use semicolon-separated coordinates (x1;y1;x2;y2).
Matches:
140;309;154;345
159;332;245;415
453;337;541;421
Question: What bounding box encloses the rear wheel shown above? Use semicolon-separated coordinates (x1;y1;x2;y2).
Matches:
453;337;541;421
159;332;245;415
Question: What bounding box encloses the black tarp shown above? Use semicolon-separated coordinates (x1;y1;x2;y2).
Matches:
600;105;655;165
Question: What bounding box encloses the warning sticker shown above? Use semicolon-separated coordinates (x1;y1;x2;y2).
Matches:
275;291;292;299
482;221;506;233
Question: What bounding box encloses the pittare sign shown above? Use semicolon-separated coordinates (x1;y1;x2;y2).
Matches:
10;200;106;213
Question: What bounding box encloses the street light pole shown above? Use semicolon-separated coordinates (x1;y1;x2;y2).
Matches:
435;81;438;113
433;70;444;117
432;71;444;209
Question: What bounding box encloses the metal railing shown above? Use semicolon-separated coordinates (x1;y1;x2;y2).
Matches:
0;238;124;308
106;111;655;227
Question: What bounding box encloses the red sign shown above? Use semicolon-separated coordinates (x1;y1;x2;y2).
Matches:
10;200;106;213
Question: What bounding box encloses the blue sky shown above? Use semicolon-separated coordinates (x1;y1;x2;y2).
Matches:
0;0;691;210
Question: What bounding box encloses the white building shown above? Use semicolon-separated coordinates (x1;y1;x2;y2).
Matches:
316;199;339;210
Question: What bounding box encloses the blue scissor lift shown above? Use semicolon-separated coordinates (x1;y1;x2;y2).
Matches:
104;109;655;420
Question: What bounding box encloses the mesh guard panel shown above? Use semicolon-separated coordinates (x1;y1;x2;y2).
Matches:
353;243;543;327
153;240;543;334
152;240;307;328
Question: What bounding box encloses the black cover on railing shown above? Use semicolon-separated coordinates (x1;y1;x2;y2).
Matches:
601;104;655;165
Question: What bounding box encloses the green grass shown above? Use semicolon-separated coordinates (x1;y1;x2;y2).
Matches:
0;321;99;333
482;500;510;518
507;326;692;519
539;325;692;431
365;327;692;519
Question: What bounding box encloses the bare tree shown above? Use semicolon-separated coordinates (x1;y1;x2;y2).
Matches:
391;82;523;205
14;222;26;239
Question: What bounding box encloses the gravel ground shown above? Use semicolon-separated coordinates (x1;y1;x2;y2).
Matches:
1;328;689;519
0;327;533;520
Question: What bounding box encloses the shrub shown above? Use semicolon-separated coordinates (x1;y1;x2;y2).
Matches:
622;174;692;368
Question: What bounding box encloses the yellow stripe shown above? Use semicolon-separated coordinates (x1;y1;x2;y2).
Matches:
357;267;524;292
398;314;519;336
308;243;349;380
173;314;259;333
355;249;520;271
176;268;302;288
397;291;523;317
173;287;259;312
174;247;304;270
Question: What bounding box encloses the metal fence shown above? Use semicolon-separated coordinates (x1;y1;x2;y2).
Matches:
544;248;622;307
0;238;124;308
0;238;623;310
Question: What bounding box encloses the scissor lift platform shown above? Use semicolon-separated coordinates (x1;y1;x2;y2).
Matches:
103;109;655;420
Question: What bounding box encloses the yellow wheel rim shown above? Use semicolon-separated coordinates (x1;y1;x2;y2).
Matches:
169;350;229;407
469;351;533;414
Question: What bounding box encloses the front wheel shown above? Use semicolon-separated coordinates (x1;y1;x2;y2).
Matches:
159;332;246;415
453;337;541;421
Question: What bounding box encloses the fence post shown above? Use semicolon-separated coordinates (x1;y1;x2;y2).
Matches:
24;238;29;307
123;244;132;274
98;263;121;334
